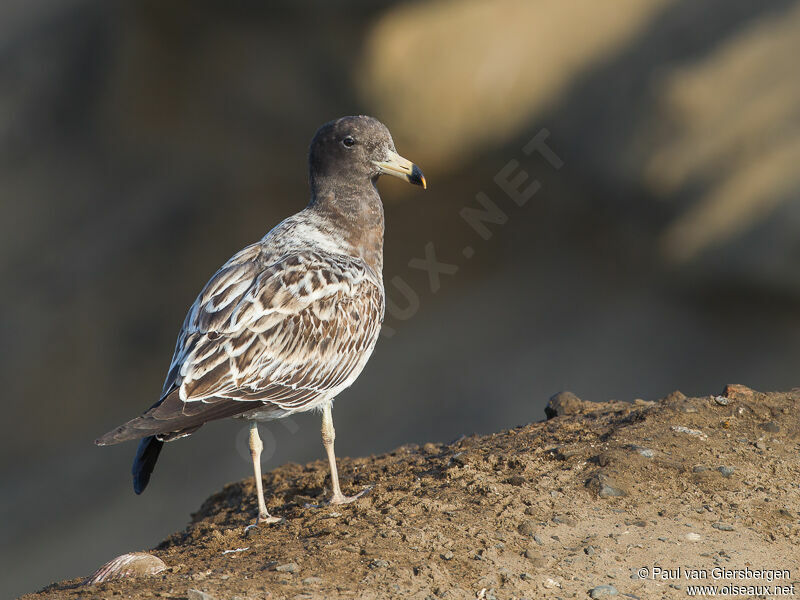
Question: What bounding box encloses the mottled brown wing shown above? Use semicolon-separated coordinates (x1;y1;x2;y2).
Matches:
96;245;383;445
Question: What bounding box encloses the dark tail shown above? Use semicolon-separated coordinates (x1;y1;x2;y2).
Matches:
132;436;164;494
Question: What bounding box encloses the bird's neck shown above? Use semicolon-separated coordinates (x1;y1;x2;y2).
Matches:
308;178;385;275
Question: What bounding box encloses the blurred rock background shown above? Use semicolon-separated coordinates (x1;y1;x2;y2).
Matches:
2;0;799;596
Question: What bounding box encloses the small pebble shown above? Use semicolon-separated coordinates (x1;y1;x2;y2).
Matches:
188;591;217;600
370;559;389;569
712;522;734;531
524;551;547;568
276;562;299;574
542;577;561;589
671;425;707;438
545;391;585;419
441;550;454;560
722;384;755;400
556;447;582;460
686;532;702;542
692;466;707;473
717;466;735;478
589;584;618;598
517;521;536;537
665;390;687;402
533;534;544;545
599;484;626;498
584;545;595;556
302;577;323;585
587;472;627;498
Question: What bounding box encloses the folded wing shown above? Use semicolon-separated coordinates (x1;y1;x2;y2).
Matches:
96;244;384;445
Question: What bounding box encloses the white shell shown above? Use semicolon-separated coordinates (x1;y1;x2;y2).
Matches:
85;552;167;585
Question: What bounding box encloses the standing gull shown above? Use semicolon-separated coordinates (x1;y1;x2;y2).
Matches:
96;116;426;524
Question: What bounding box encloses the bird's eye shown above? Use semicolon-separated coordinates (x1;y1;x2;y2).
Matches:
342;136;356;148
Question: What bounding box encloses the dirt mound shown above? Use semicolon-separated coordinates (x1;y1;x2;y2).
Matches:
24;386;800;599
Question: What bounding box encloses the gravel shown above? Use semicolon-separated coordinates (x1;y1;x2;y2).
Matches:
589;584;618;598
517;521;536;536
545;391;586;418
275;562;299;574
587;472;628;498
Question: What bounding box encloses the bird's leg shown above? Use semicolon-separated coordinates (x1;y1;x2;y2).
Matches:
248;421;281;525
321;403;369;504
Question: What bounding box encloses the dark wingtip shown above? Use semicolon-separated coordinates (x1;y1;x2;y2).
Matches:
95;433;116;446
132;436;164;495
95;425;129;446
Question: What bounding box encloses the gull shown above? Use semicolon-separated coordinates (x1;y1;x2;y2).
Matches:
96;116;426;524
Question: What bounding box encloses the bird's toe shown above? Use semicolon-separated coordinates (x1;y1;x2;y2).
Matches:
328;486;372;505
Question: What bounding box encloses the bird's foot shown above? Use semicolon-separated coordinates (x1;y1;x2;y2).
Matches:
259;514;283;524
328;486;372;505
244;512;282;533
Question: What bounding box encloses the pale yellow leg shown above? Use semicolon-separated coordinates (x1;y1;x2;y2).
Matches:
249;421;281;524
321;403;369;504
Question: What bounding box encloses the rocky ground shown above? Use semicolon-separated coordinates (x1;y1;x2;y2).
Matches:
24;385;800;599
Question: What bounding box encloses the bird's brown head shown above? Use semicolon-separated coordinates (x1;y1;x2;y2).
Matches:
309;116;426;193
